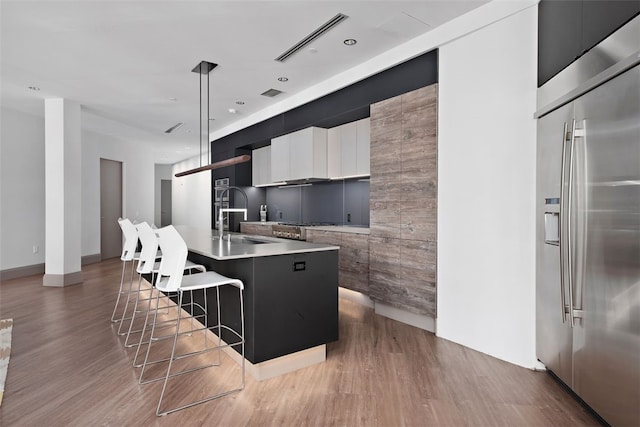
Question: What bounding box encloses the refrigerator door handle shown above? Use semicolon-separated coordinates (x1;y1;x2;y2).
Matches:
572;120;587;322
566;118;577;328
559;121;570;323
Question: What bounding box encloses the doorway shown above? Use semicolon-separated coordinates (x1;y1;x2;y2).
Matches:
100;158;123;259
160;179;172;226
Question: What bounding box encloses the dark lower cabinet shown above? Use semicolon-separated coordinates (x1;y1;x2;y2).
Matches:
188;250;339;364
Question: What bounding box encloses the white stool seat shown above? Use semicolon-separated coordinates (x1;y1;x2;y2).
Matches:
157;271;243;293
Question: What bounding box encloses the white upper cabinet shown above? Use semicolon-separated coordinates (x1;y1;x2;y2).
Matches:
356;118;370;176
340;121;358;177
270;134;290;183
327;127;341;178
252;146;272;187
327;117;371;179
270;127;328;182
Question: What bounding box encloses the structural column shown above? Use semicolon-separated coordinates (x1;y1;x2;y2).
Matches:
43;98;82;287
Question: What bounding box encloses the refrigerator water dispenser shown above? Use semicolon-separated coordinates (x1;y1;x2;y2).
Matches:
544;198;560;245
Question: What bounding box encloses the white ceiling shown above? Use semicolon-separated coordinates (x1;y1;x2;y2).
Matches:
0;0;487;164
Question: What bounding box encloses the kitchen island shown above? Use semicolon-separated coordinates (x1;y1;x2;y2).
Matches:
173;225;339;380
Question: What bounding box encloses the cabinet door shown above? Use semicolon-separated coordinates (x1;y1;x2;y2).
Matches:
289;128;314;180
252;146;271;186
311;127;328;178
270;134;290;182
582;1;640;52
356;118;370;176
327;127;341;178
340;121;358;177
340;233;369;294
538;0;583;87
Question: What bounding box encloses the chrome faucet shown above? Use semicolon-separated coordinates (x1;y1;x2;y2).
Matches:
218;186;248;239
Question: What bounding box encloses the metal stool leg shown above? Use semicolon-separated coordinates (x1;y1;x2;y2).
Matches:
155;285;246;416
110;260;128;323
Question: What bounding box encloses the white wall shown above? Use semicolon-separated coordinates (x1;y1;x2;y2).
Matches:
154;164;172;226
1;105;158;271
171;155;211;228
0;107;45;270
81;129;156;256
436;6;538;368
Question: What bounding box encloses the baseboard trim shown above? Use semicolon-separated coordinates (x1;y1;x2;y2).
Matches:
0;263;45;281
216;338;326;382
2;255;100;282
81;253;101;266
338;287;374;308
374;302;436;333
43;271;83;287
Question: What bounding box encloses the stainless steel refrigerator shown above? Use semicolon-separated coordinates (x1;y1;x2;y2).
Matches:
536;17;639;427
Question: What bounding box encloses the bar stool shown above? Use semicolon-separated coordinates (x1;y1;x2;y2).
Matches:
139;225;245;416
111;218;140;324
124;222;205;351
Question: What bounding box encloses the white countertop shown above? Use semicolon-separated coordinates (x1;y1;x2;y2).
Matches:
174;225;339;261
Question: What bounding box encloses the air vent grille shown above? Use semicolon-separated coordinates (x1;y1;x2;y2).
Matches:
261;88;284;98
275;13;348;62
164;122;184;133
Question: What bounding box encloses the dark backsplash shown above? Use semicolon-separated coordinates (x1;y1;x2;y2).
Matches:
265;179;370;226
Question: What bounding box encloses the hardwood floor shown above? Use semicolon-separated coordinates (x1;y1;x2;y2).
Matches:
0;258;600;426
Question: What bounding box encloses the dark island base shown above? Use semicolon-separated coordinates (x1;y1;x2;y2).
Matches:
184;249;339;364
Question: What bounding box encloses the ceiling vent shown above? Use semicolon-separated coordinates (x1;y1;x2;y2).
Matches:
275;13;348;62
164;122;184;133
261;88;284;98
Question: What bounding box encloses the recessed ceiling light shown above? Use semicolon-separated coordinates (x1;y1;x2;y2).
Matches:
228;108;237;114
278;77;289;82
28;86;40;91
343;38;357;46
168;97;177;101
235;101;245;105
308;47;318;53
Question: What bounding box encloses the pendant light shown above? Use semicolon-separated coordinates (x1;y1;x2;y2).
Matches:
175;60;251;177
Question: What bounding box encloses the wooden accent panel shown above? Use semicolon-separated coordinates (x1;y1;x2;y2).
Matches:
305;229;341;246
369;237;436;316
369;84;438;317
306;229;369;294
340;233;369;294
240;223;274;237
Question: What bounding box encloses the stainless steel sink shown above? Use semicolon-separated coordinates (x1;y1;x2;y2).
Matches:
215;235;277;245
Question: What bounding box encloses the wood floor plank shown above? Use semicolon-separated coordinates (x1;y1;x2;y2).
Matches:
0;258;601;426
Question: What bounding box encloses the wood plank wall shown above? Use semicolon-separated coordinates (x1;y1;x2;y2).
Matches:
369;84;438;317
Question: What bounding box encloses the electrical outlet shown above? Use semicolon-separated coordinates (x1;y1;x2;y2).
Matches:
347;213;351;223
33;245;39;254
